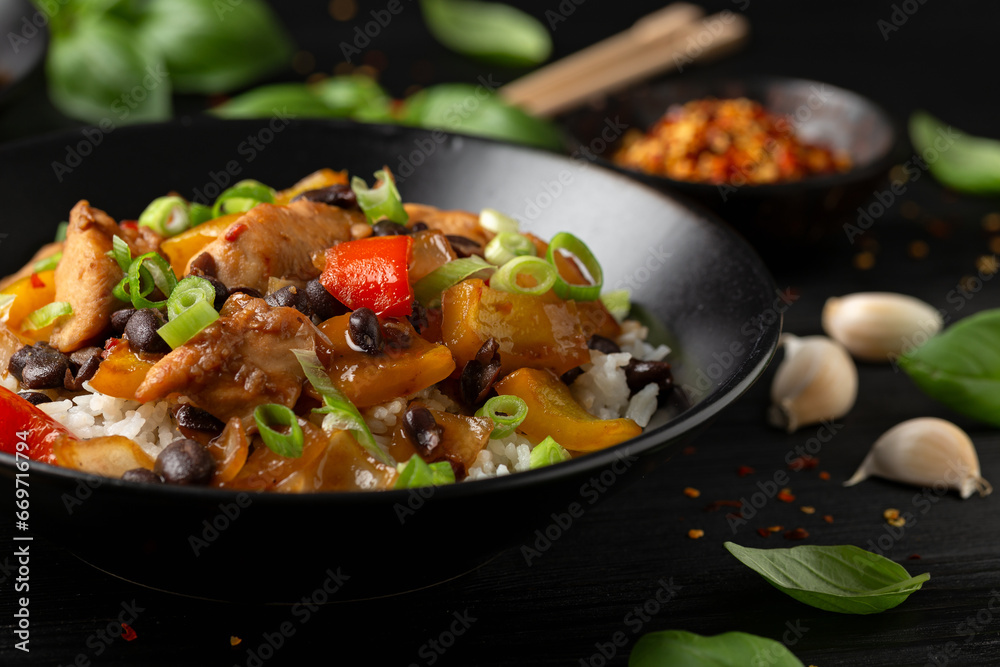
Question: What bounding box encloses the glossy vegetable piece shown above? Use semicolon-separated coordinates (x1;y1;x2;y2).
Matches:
207;417;250;484
87;339;156;401
317;315;455;408
53;434;155;478
577;299;622;340
0;270;57;343
320;235;414;317
494;368;641;452
441;278;590;376
159;213;242;277
274;168;349;204
391;403;492;475
0;386;72;464
409;229;458;283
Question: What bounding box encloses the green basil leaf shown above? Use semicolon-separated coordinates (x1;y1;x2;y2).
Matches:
137;0;293;94
899;309;1000;426
910;111;1000;194
211;83;336;119
312;75;392;118
630;630;804;667
46;15;171;124
725;542;929;614
420;0;552;67
400;83;562;150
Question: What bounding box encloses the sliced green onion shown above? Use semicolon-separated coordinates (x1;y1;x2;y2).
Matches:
109;235;132;272
211;179;276;218
393;455;455;489
54;221;68;242
529;436;571;469
253;403;304;458
33;252;62;272
128;252;177;309
167;276;215;321
484;232;536;266
138;196;191;237
413;256;495;308
350;169;408;224
600;289;631;322
545;232;603;301
490;256;557;296
291;348;395;467
479;208;520;234
156;299;219;348
475;395;528;439
23;301;72;330
0;294;17;318
188;203;214;226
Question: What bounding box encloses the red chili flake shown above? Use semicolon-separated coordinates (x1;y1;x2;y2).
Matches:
767;525;783;533
120;220;138;231
756;528;771;538
788;456;819;471
225;223;248;242
736;465;755;477
908;554;922;560
121;623;137;641
30;272;45;289
704;500;742;512
822;515;834;524
682;446;696;455
777;488;796;503
230;636;242;646
724;512;744;521
818;471;831;481
783;528;809;540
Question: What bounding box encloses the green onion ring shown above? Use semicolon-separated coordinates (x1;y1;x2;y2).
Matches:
350;169;408;224
128;252;177;310
484;232;536;266
529;436;571;469
23;301;73;331
167;276;216;321
489;256;556;296
545;232;603;301
156;299;219;348
475;395;528;439
253;403;304;458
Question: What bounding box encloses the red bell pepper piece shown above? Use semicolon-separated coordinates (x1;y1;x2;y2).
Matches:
320;235;414;318
0;386;74;464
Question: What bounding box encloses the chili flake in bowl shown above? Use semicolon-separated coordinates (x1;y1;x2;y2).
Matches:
613;97;852;185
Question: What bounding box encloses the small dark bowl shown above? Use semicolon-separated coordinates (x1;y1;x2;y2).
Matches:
0;0;47;107
562;76;898;256
0;120;780;602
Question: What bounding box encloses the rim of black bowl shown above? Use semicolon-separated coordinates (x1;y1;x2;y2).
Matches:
563;74;899;195
0;118;782;503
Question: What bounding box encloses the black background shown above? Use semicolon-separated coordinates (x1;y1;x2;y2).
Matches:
3;1;1000;665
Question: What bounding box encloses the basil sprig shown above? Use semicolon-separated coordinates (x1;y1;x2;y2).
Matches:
899;309;1000;427
630;630;804;667
910;111;1000;194
725;542;929;615
419;0;552;67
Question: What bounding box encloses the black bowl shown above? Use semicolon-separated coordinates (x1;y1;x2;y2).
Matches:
0;0;47;107
562;76;898;256
0;119;780;602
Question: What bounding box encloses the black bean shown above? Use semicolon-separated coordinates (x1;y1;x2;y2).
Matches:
154;439;215;485
410;221;429;233
305;279;346;322
110;308;136;334
461;338;502;405
17;391;51;406
403;406;442;455
560;367;584;386
446;235;481;258
125;308;170;354
588;335;621;355
229;287;263;299
624;359;673;395
371;220;409;237
292;184;358;209
383;322;412;354
203;276;230;311
8;345;31;382
175;405;224;433
407;300;429;334
121;468;163;484
64;346;103;391
265;285;311;316
19;343;70;389
348;307;383;355
188;252;217;277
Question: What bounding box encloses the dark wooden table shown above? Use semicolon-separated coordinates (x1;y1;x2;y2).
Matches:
2;1;1000;665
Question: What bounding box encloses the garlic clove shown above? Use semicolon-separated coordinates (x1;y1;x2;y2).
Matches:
845;417;992;499
822;292;943;363
768;334;858;434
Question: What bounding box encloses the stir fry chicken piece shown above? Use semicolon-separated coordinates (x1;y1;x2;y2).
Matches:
135;293;329;422
186;199;361;293
49;201;124;353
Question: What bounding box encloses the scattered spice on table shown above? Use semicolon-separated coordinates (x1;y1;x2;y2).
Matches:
683;487;701;498
121;623;137;641
788;455;819;471
704;500;742;512
976;255;998;275
884;508;906;528
757;528;771;538
908;240;930;259
854;251;876;270
230;636;242;646
777;488;796;503
823;514;834;524
737;465;755;477
688;529;705;539
767;525;783;533
819;471;831;481
784;528;809;540
800;506;816;514
909;554;922;560
682;446;696;455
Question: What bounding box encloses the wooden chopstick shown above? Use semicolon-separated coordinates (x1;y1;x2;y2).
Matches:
501;7;750;118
